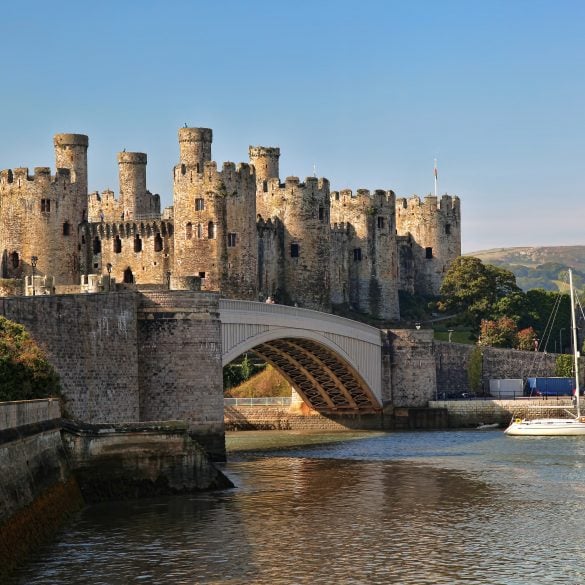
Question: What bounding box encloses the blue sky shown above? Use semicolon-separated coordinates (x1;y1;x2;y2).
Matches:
1;0;583;252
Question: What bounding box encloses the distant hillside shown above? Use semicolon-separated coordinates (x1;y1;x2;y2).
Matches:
465;246;585;292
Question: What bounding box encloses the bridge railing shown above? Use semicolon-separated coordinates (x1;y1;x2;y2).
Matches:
219;299;382;345
224;397;292;406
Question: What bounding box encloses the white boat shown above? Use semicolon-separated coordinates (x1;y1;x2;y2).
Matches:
505;269;585;437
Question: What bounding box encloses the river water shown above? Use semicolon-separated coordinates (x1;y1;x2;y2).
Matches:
11;429;585;584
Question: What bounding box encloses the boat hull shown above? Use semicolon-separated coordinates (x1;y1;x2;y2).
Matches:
505;418;585;436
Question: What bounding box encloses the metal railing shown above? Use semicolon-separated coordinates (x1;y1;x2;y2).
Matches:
224;397;292;406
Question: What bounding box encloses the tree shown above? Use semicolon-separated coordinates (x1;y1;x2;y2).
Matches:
0;316;61;401
439;257;525;328
516;327;537;351
478;317;518;348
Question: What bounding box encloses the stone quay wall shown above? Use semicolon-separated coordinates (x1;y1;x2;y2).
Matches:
434;341;577;397
0;399;83;581
430;398;575;427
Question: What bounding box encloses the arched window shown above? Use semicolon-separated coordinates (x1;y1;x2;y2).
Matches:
154;233;163;252
208;221;215;239
197;223;203;239
10;251;19;268
114;235;122;253
134;234;142;253
186;222;193;240
93;236;101;254
123;267;134;283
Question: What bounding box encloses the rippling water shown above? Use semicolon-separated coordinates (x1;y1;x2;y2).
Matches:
11;430;585;584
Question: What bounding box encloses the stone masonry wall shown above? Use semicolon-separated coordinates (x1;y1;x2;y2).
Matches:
434;341;583;397
0;292;140;422
137;291;225;459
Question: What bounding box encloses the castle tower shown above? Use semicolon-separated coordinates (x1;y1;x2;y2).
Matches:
178;127;212;170
249;146;280;184
118;152;147;219
173;127;258;299
396;194;461;296
53;133;88;194
330;189;400;320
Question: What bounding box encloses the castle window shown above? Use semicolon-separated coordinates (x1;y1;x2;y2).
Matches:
41;199;51;213
186;222;193;239
134;234;142;253
93;236;101;254
63;222;71;236
425;247;433;259
377;217;385;229
114;235;122;253
123;267;134;284
195;198;205;211
199;271;206;279
10;251;19;269
154;233;163;252
227;233;237;247
262;180;268;193
197;223;203;239
335;192;340;201
208;221;216;239
445;224;451;235
353;248;362;262
181;163;186;175
318;207;325;221
290;243;299;258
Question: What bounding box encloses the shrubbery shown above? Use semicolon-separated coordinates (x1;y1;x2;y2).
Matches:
0;316;61;401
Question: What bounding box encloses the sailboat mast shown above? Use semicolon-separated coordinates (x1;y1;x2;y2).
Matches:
569;269;581;418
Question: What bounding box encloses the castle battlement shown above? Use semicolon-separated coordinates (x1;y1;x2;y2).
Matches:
0;166;75;187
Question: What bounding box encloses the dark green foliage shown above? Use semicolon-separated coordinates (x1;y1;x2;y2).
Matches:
0;316;61;401
439;257;524;329
223;354;264;390
555;354;574;377
467;346;483;393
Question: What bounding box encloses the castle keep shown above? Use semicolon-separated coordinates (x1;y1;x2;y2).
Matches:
0;128;461;318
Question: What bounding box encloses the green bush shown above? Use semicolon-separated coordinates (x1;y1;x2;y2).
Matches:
0;316;61;401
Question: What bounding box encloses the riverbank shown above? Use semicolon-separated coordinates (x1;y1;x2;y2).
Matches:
0;399;231;581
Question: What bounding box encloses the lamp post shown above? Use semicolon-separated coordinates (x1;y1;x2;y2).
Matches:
30;256;38;296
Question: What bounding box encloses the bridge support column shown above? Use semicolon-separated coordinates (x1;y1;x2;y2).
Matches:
137;291;225;460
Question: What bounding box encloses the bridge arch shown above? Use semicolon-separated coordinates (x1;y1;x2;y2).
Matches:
220;300;383;413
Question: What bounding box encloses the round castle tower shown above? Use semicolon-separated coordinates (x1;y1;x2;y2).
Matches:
118;152;147;219
54;133;88;193
178;127;212;170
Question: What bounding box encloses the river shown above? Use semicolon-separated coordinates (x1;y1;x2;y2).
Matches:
10;429;585;584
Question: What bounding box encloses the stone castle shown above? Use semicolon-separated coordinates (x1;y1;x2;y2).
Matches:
0;128;461;319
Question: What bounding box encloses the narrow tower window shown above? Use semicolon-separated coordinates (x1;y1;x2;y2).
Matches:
197;223;203;239
63;222;71;236
134;234;142;253
114;235;122;253
425;247;433;259
10;251;19;268
377;217;385;229
353;248;362;261
227;233;237;247
195;198;205;211
445;224;451;235
93;236;101;254
154;233;163;252
208;221;216;239
290;243;299;258
41;199;51;212
318;207;325;221
185;222;193;239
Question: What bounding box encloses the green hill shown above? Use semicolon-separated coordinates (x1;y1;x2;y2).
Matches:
465;246;585;292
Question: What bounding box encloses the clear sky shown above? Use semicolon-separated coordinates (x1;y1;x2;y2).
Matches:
1;0;583;253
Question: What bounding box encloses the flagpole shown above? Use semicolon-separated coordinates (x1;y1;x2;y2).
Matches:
434;158;438;196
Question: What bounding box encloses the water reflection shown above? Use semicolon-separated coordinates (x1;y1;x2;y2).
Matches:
11;430;585;584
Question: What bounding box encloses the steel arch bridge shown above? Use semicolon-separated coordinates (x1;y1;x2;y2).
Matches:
219;300;384;413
